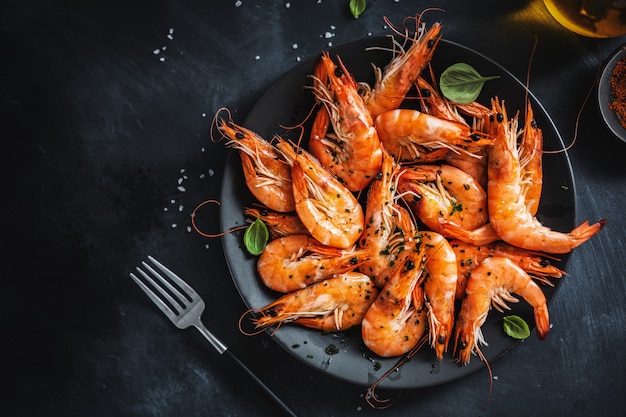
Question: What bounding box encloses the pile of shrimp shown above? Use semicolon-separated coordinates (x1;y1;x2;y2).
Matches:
212;13;606;371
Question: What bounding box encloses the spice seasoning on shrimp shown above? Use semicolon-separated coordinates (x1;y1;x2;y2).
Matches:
608;54;626;130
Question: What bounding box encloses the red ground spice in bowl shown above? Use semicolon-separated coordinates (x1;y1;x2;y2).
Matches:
598;45;626;142
608;54;626;130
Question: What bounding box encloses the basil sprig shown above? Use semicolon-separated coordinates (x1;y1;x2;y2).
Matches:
244;216;269;256
349;0;366;19
440;62;499;104
503;315;531;340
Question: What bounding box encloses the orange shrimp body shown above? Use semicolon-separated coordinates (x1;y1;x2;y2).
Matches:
518;102;543;216
450;239;565;300
437;220;501;246
362;21;442;118
358;150;418;287
361;247;428;357
487;99;606;254
216;116;295;212
375;109;493;163
244;207;309;239
419;231;458;361
256;234;369;293
251;272;378;332
309;52;383;192
454;256;551;365
276;138;365;249
398;164;489;235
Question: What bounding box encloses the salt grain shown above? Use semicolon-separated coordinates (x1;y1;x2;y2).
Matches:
235;0;242;7
178;186;186;192
153;49;160;55
159;57;166;62
172;223;177;228
292;43;298;49
178;205;184;212
208;168;215;176
254;55;260;60
285;2;290;8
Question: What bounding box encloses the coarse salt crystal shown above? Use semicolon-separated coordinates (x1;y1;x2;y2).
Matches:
254;55;260;60
159;57;166;62
172;223;177;228
153;49;160;54
292;43;298;49
324;32;333;39
285;2;290;8
208;168;215;176
178;186;186;192
235;0;242;7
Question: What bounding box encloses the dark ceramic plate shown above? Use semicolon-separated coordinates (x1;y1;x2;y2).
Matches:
220;37;574;389
598;44;626;143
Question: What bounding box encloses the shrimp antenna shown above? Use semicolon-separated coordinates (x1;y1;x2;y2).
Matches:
210;107;233;143
475;345;494;411
364;335;428;409
191;199;246;238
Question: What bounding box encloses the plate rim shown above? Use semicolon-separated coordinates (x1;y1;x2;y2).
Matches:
219;35;575;389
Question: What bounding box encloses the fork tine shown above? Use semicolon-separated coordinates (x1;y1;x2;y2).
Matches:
147;255;199;301
129;271;178;321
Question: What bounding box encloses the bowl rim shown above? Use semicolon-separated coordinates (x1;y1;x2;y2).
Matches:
598;43;626;143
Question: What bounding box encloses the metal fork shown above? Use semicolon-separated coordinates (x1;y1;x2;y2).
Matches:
129;255;297;417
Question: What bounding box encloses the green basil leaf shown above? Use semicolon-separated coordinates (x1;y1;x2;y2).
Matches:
503;315;531;340
439;62;500;104
244;216;269;256
349;0;366;19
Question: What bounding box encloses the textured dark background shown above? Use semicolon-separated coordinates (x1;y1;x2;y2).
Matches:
3;1;625;416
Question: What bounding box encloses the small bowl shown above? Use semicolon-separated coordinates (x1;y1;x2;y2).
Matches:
598;44;626;143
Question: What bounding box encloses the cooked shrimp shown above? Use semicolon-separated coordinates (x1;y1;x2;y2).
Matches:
213;109;294;212
375;109;493;163
249;272;378;332
454;256;551;365
361;246;428;357
276;138;365;249
244;206;309;239
487;99;606;253
397;164;489;235
438;220;501;246
309;52;383;192
415;76;467;125
256;234;369;293
361;17;442;118
450;239;565;300
419;231;458;361
519;101;543;216
357;149;418;287
445;146;488;189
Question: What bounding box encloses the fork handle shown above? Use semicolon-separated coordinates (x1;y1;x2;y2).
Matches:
224;349;298;417
193;324;297;417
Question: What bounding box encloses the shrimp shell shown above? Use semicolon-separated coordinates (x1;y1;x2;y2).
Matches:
361;246;428;357
454;256;551;365
250;272;378;332
276;138;365;249
256;234;369;293
487;99;605;254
